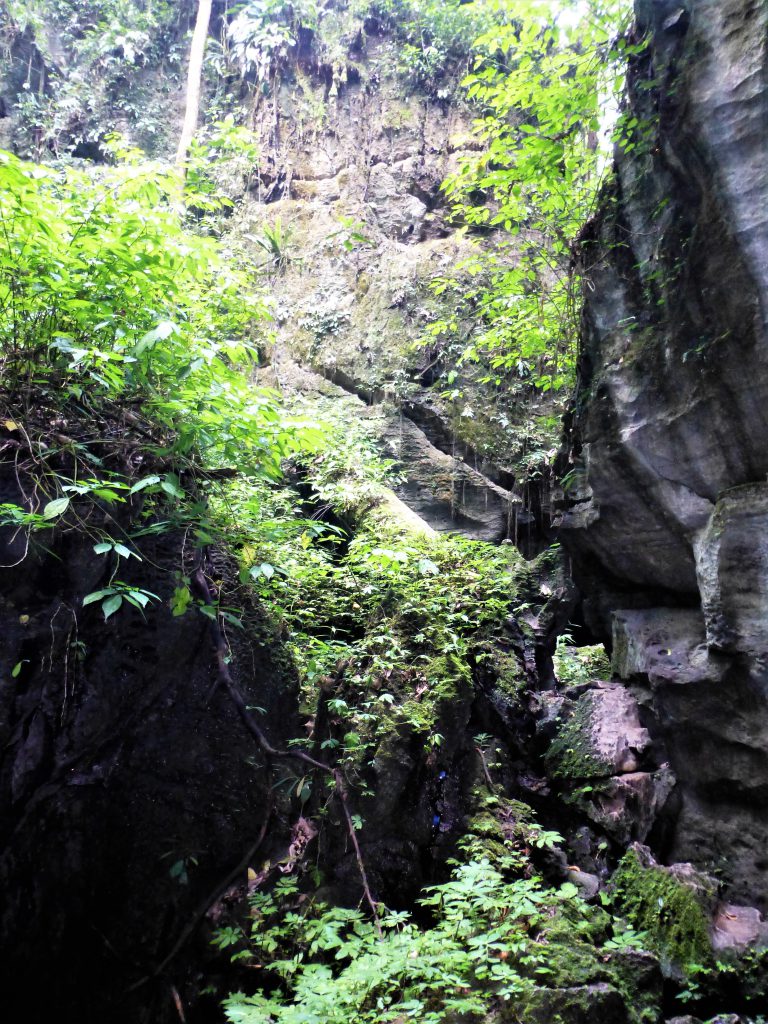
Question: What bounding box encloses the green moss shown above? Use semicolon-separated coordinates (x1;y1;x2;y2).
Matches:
553;641;612;687
399;652;472;737
531;931;613;988
502;912;661;1024
545;696;615;780
612;849;713;971
461;811;512;866
461;797;560;871
603;949;662;1024
495;651;529;698
475;644;528;710
509;983;625;1024
425;652;472;693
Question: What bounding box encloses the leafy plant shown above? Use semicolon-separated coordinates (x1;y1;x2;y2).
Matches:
185;115;261;207
431;1;638;394
351;0;500;92
221;857;623;1024
226;0;319;81
2;0;180;156
83;582;160;620
0;149;319;471
249;216;295;274
0;147;326;623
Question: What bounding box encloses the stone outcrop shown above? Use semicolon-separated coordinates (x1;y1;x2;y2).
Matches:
560;0;768;904
237;41;560;550
543;680;675;845
0;461;301;1023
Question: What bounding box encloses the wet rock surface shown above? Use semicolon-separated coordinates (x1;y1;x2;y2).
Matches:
239;44;560;551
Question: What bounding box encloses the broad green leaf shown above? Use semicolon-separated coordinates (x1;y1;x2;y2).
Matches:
102;594;123;619
418;558;440;577
171;585;192;617
161;474;185;499
113;543;136;559
129;475;161;494
43;497;70;519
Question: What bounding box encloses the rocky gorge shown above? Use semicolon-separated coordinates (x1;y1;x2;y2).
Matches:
0;0;767;1022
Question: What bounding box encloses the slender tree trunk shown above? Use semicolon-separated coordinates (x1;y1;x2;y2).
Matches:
175;0;213;168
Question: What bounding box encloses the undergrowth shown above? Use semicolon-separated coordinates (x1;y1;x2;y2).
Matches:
0;145;321;616
209;407;525;766
220;859;616;1024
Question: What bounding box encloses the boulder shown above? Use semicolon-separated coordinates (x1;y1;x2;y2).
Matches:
499;983;628;1024
545;682;652;780
710;903;763;953
576;767;676;845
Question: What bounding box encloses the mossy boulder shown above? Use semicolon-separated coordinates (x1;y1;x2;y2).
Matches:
554;641;612;688
545;696;616;779
499;982;629;1024
611;845;715;976
545;684;651;780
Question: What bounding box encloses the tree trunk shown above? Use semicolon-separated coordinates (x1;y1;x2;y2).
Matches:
175;0;213;168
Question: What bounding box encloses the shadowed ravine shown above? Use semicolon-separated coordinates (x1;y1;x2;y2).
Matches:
1;1;767;1022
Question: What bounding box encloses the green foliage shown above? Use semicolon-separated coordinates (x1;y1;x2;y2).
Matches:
249;216;295;274
223;0;504;96
3;0;181;155
185;115;261;206
0;149;311;475
227;0;319;81
611;849;713;974
432;1;638;393
461;795;565;874
82;581;159;620
0;148;324;621
553;636;612;687
210;410;522;760
354;0;501;92
222;858;614;1024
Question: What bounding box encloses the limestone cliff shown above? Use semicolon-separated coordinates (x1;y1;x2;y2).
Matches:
230;26;560;550
561;0;768;905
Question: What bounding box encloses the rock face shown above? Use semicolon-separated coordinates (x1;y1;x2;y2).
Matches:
560;0;768;904
0;466;300;1023
238;35;560;551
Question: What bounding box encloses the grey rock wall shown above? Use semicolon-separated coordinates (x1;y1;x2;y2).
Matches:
560;0;768;904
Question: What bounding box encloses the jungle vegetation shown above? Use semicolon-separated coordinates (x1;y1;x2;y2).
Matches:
2;4;732;1024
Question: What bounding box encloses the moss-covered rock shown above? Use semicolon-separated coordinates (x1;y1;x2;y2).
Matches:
397;651;472;742
554;641;612;688
461;796;548;870
611;845;715;975
501;982;629;1024
545;693;618;780
545;684;651;781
